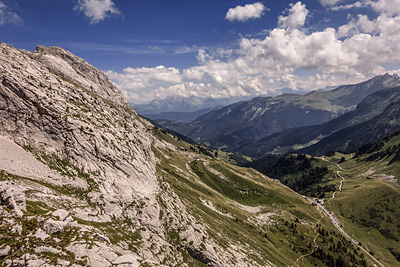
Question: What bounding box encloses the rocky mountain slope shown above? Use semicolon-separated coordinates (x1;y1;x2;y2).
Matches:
0;43;378;266
156;74;400;149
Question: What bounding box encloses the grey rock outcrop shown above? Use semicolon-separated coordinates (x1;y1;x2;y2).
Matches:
43;219;65;234
34;45;126;105
0;182;26;217
111;254;140;266
52;209;69;221
0;245;11;258
0;42;161;265
0;42;158;214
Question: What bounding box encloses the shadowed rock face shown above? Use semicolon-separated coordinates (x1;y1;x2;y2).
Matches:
0;181;26;217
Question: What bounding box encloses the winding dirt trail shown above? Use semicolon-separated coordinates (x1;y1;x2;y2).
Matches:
318;157;345;199
295;233;320;265
332;170;345;199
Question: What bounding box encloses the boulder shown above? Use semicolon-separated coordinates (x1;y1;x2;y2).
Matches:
0;245;10;258
43;219;65;234
52;209;69;221
0;182;26;217
112;254;140;266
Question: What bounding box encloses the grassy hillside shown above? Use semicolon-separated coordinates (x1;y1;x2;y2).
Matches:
320;132;400;266
238;128;400;266
151;128;376;266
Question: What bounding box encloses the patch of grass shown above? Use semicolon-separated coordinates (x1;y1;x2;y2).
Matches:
21;145;99;193
25;200;52;215
73;217;143;250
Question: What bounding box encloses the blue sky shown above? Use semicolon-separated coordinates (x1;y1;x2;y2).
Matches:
1;0;400;103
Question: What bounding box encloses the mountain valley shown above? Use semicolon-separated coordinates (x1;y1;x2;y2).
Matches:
3;0;400;266
0;43;390;267
245;130;400;266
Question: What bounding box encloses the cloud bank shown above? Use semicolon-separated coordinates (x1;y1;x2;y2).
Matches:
107;0;400;104
226;3;266;22
75;0;120;24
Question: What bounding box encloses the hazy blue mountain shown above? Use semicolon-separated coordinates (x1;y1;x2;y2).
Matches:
142;107;222;123
132;96;240;114
299;101;400;156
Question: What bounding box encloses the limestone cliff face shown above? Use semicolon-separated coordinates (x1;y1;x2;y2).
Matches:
34;45;126;105
0;43;167;266
0;43;157;209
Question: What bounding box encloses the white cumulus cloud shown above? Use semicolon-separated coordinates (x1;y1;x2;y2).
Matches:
331;0;400;15
0;1;22;26
372;0;400;15
278;2;308;30
75;0;120;24
106;65;182;90
226;2;266;22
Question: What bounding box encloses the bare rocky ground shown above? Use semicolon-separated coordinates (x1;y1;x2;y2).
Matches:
360;168;397;184
0;136;86;189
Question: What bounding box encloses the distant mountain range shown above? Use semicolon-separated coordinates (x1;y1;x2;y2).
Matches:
155;74;400;156
133;87;337;123
132;96;244;114
140;107;219;123
236;86;400;157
